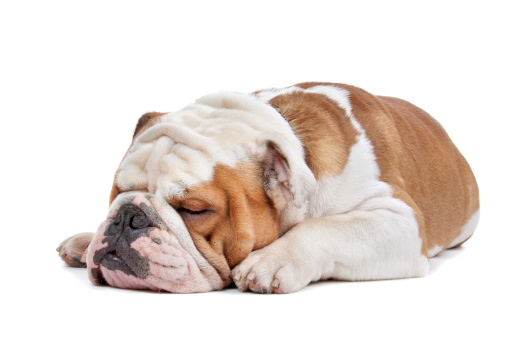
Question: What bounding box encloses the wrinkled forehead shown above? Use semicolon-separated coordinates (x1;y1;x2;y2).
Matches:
115;105;255;197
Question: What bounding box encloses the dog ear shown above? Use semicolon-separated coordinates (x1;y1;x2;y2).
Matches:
133;112;165;139
255;134;316;209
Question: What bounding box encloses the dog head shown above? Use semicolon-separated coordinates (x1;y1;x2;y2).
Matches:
86;92;316;292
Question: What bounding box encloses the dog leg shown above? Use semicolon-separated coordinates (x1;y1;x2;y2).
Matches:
57;232;94;268
232;199;429;294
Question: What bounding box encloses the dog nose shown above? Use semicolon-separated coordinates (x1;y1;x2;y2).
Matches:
113;204;152;230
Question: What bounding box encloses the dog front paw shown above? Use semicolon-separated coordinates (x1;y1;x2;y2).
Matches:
57;232;94;268
231;244;317;294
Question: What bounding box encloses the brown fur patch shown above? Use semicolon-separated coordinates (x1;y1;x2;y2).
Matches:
377;94;479;254
168;162;279;284
295;82;479;255
268;91;359;178
109;184;120;205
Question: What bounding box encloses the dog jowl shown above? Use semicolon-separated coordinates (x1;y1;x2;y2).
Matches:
57;82;479;293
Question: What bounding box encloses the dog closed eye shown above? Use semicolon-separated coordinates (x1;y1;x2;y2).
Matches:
177;208;214;219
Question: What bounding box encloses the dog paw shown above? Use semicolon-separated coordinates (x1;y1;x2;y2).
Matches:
231;244;317;294
57;232;94;268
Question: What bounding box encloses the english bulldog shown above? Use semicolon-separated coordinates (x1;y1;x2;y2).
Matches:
57;82;480;293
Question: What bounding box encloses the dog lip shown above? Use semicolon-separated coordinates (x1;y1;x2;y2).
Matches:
100;252;136;276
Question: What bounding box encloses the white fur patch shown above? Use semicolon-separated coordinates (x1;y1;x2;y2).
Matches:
449;210;480;248
428;245;444;257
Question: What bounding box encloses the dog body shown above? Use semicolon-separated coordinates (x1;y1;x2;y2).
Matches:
58;82;479;293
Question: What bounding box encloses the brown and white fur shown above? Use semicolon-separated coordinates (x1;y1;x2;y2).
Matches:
57;82;479;293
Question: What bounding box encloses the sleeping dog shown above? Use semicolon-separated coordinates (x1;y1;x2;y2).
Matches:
57;82;479;293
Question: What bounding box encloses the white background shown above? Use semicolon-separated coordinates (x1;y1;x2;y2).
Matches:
1;1;505;337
